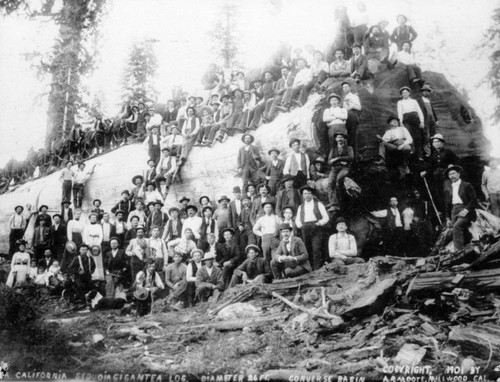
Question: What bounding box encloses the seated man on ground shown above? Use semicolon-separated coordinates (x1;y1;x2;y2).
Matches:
270;223;312;279
164;253;187;309
229;244;271;287
215;228;242;288
134;258;165;316
186;248;203;307
195;252;224;303
328;217;364;266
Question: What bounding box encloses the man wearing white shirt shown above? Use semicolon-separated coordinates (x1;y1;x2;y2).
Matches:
101;212;115;256
182;205;203;242
252;202;282;263
308;50;329;93
377;116;413;177
396;41;423;85
295;186;329;270
323;93;348;147
397;86;425;159
283;138;310;189
328;217;364;266
155;147;177;188
186;248;203;306
281;58;313;110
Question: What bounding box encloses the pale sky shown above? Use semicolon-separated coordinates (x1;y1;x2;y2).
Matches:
0;0;499;166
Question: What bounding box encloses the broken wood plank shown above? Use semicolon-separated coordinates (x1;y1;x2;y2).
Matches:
406;268;500;295
448;324;500;359
186;312;289;331
342;278;397;319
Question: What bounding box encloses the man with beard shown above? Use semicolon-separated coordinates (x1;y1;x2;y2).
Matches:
215;228;242;288
126;226;149;282
237;133;262;189
283;138;310;190
271;223;312;279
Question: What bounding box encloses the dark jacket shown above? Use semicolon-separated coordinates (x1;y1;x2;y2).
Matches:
273;236;312;272
196;265;224;290
237;145;262;170
349;54;370;80
33;226;51;248
50;223;67;246
61;207;73;222
228;199;242;229
276;187;301;215
69;254;96;276
250;195;277;225
445;180;477;221
104;249;127;274
215;241;242;266
416;96;438;123
235;257;271;280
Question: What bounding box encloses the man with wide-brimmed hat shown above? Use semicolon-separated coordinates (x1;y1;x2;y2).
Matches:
237;195;256;253
215;227;242;288
185;248;203;306
250;183;277;224
230;244;271;287
390;14;418;51
196;252;224;302
349;43;371;82
33;215;51;262
295;185;329;270
182;204;203;241
253;201;281;263
237;133;262;189
321;49;350;93
482;158;500;217
127;198;147;228
261;147;285;196
266;66;294;123
146;200;168;234
134;258;164;316
9;205;26;258
271;223;312;279
35;204;52;228
444;165;477;251
416;83;438;155
326;132;354;211
61;199;73;223
68;244;96;302
228;186;243;230
111;190;135;221
420;133;459;214
328;217;364;266
155;147;178;189
378;115;413;178
90;199;104;222
283;138;310;190
126;225;150;282
130;174;146;204
199;205;218;249
276;174;301;214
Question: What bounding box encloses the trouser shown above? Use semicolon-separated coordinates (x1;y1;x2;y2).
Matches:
330;257;365;267
241;167;260;190
490;192;500;217
186;281;197;306
167;280;187;302
239;227;256;254
206;124;221;143
267;95;284;121
237;109;253;131
51;243;66;263
346;110;360;161
222;262;238;289
385;227;405;256
423;117;437;156
267;176;280;196
229;273;267;287
60;250;75;273
149;146;161;165
283;85;308;107
248;102;266;129
328;124;348;148
406;64;422;82
73;183;85;208
156;173;174;188
130;256;144;284
327;166;350;206
9;228;24;258
379;141;412;170
305;72;328;94
261;234;279;264
403;112;423;159
195;283;221;302
75;274;94;302
301;222;323;270
315;120;330;157
196;126;211;143
292;170;308;190
352;24;368;44
270;260;309;279
101;241;111;259
62;180;72;203
219;111;243;137
451;204;472;251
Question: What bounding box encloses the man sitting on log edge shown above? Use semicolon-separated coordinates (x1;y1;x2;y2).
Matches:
271;223;312;279
328;217;364;267
196;252;224;303
229;244;271;287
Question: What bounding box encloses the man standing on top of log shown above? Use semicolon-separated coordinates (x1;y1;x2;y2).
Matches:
321;49;351;94
323;94;348;149
342;81;362;161
444;165;477;252
397;86;425;160
237;133;262;190
391;14;418;51
295;186;330;270
271;223;312;279
416;84;439;156
349;43;371;84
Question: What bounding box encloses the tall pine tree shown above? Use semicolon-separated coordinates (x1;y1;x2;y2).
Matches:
121;40;159;106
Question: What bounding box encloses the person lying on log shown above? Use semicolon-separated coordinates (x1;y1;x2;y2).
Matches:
270;223;312;279
229;244;271;287
328;217;364;266
196;252;224;303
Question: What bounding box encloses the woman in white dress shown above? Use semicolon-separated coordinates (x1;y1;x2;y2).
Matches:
6;239;31;287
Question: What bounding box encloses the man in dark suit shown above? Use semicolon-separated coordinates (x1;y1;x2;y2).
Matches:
61;200;73;223
228;186;243;230
229;244;271;287
261;148;285;196
266;66;294;122
250;184;277;225
276;174;301;214
271;223;312;279
215;228;242;288
146;200;169;234
444;165;477;251
349;43;371;82
69;244;96;302
111;190;135;221
104;237;128;288
416;84;438;156
382;196;405;256
35;205;52;228
101;212;116;256
237;133;262;189
50;213;67;263
33;217;51;261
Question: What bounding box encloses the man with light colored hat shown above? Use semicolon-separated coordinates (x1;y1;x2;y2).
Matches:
214;195;231;236
271;223;312;279
417;83;439;156
482;158;500;217
237;133;262;189
444;165;477;251
283;138;310;189
261;147;284;196
196;252;224;302
328;217;363;266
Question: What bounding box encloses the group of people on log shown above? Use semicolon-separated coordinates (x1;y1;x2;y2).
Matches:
5;7;498;316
